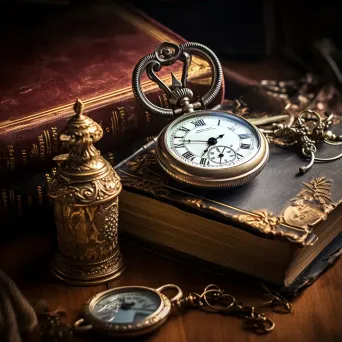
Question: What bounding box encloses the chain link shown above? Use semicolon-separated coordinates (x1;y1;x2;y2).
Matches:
256;109;342;173
173;283;293;334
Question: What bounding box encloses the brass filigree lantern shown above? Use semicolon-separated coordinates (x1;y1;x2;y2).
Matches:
48;99;125;285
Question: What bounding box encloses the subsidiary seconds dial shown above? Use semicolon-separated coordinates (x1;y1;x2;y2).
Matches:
166;114;259;168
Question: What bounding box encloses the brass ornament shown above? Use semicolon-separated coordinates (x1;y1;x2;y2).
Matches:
234;176;340;245
48;99;125;285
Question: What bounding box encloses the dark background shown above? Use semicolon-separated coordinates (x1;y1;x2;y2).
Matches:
1;0;342;86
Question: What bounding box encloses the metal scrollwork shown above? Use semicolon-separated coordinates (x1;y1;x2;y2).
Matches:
48;99;125;285
49;170;122;205
132;41;223;117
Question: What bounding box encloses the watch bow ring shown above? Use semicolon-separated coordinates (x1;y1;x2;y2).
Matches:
132;41;269;188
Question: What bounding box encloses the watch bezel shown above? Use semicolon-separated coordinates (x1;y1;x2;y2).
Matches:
84;286;172;337
156;110;269;188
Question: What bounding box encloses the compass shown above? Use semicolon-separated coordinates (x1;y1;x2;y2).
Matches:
74;284;183;337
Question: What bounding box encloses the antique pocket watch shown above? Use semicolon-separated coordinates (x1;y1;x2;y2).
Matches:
132;42;269;188
70;283;290;339
74;284;183;337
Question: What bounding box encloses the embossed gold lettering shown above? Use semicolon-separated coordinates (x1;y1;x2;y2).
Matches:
145;111;151;124
118;106;126;133
44;130;52;156
51;127;59;153
21;149;28;165
31;144;39;157
37;134;45;160
6;145;15;171
111;110;119;134
37;185;43;205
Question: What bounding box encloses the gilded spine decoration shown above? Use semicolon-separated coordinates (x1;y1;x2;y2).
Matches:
0;78;218;175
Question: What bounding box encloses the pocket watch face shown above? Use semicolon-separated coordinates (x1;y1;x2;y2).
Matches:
166;111;260;169
92;288;162;324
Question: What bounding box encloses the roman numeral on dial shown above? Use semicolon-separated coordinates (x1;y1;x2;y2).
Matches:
240;143;251;149
174;143;185;148
200;158;210;166
238;134;250;139
178;126;190;133
182;151;195;161
191;119;206;127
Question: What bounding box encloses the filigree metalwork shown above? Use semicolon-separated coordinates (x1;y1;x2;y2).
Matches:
267;110;342;173
132;41;223;117
283;177;336;227
58;99;104;172
255;72;342;173
49;172;121;205
48;99;125;285
234;177;337;245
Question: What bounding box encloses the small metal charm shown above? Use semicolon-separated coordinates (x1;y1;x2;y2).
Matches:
48;99;125;285
261;110;342;173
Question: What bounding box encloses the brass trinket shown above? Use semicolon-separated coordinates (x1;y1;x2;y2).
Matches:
48;99;125;285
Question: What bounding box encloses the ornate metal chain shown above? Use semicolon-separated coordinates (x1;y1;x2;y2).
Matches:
173;283;292;334
36;283;292;340
257;109;342;173
253;72;342;173
224;78;342;173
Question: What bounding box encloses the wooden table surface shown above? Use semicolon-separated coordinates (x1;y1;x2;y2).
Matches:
1;233;341;342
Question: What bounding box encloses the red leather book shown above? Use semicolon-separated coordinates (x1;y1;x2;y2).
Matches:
0;2;223;175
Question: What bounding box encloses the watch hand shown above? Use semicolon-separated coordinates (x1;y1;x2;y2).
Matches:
184;140;209;143
202;146;209;156
185;135;224;144
121;302;135;310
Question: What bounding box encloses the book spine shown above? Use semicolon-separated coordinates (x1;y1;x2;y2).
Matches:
0;78;220;175
0;90;171;175
280;232;342;296
0;136;154;241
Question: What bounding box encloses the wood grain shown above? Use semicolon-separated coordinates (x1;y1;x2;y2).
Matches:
5;236;341;342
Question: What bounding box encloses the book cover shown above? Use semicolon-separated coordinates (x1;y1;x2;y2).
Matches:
114;105;342;293
0;1;222;174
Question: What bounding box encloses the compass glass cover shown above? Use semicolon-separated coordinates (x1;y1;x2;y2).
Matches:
92;289;161;324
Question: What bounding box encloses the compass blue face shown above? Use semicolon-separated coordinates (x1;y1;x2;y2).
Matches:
165;111;260;169
93;289;161;324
